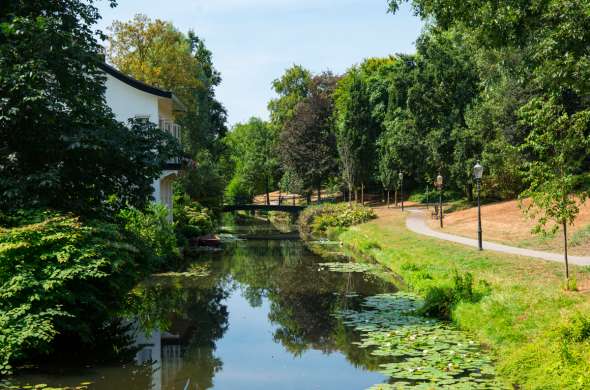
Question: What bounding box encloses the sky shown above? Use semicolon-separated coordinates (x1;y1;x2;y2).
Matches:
96;0;424;126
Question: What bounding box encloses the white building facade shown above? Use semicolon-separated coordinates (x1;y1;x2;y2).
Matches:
101;63;186;220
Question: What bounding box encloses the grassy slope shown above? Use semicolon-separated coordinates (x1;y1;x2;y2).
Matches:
336;209;590;389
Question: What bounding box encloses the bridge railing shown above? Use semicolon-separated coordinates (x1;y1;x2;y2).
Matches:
229;191;346;207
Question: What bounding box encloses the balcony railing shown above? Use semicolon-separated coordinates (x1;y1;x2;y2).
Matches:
159;119;182;169
159;119;181;142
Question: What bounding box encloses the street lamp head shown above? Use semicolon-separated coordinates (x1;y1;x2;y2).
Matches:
436;174;443;188
473;162;484;180
399;171;403;180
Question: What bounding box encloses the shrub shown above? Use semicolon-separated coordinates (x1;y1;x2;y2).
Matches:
559;313;590;344
299;203;376;237
0;210;154;374
173;195;215;242
419;272;488;319
118;203;179;264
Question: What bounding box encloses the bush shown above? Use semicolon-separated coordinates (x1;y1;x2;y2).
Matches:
118;203;179;264
173;195;215;242
299;203;376;237
559;314;590;345
0;209;156;374
419;272;489;319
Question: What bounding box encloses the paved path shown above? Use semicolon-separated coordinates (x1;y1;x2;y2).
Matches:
405;208;590;266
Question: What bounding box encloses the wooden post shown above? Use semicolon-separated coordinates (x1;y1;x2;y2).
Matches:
265;177;270;205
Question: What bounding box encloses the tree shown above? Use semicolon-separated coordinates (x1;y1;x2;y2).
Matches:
268;65;312;131
338;135;359;205
107;15;200;96
406;29;480;198
0;0;179;216
519;97;589;281
334;68;375;203
279;73;339;202
279;169;304;205
183;31;228;156
377;146;396;208
388;0;590;279
224;118;279;204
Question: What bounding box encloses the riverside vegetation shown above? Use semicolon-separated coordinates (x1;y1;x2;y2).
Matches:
301;204;590;389
0;0;223;376
303;205;501;388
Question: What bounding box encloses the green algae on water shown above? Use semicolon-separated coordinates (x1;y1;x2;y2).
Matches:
336;293;505;389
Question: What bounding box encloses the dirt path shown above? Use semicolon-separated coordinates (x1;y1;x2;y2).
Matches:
402;208;590;266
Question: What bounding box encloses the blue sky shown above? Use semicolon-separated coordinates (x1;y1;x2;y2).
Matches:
96;0;423;126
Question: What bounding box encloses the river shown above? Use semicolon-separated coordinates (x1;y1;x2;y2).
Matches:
3;216;499;390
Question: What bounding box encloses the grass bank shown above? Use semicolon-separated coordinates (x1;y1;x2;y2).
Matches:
327;207;590;389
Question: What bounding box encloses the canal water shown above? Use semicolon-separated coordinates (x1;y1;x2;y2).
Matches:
3;217;498;390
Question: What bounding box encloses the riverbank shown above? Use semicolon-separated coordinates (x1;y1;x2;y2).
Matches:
323;206;590;389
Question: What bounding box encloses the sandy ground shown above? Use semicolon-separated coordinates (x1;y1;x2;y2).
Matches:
425;199;590;256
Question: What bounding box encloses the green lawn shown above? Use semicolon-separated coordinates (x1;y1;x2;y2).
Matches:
336;210;590;389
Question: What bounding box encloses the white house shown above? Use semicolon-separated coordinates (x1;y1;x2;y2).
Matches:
100;63;186;220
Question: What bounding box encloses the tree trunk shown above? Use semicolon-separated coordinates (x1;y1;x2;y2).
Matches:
387;190;390;208
564;222;570;280
395;189;398;207
317;179;321;204
355;189;358;203
467;183;473;203
348;185;352;206
361;183;365;205
306;192;311;205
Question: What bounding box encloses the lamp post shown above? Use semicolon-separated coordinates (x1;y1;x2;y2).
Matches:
473;162;484;251
436;174;444;228
426;184;429;210
399;172;404;212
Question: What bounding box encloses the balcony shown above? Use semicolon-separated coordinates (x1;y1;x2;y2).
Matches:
159;119;182;170
159;119;181;143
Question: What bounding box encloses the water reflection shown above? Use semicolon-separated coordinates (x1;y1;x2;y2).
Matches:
6;218;395;390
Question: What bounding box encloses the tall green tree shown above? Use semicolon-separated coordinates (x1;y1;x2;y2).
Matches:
224;118;279;204
279;73;339;201
407;29;480;198
268;65;312;132
334;68;375;201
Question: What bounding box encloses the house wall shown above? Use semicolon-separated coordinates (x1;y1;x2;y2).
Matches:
103;73;178;221
104;73;160;124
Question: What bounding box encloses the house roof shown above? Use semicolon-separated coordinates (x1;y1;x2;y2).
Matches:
99;62;173;98
99;64;188;113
